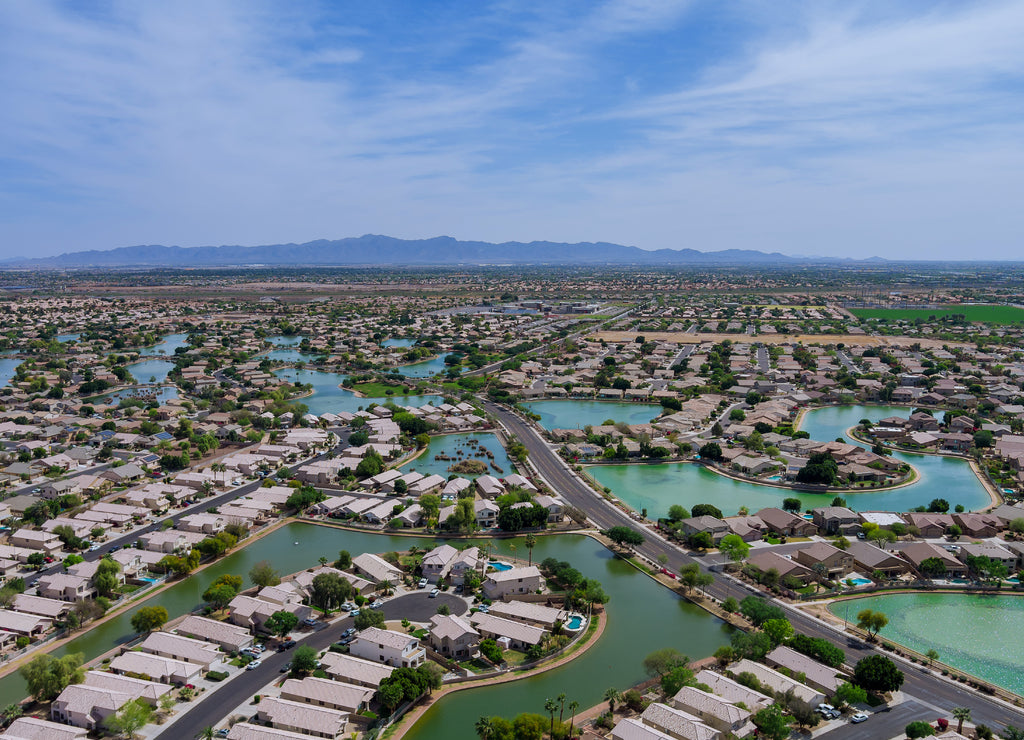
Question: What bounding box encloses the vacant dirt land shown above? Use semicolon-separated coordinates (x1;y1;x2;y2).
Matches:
589;331;971;349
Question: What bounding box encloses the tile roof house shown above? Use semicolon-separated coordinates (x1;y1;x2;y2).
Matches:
280;676;373;713
256;696;348;739
671;685;753;736
349;627;425;668
318;653;394;689
481;565;543;600
765;645;842;694
428;614;480;659
2;716;89;740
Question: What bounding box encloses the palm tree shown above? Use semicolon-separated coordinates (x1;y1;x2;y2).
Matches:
604;687;621;714
509;543;518;563
198;728;216;740
474;716;494;740
568;700;580;737
525;533;537;565
557;692;567;723
952;707;970;735
318;556;328;566
544;698;558;738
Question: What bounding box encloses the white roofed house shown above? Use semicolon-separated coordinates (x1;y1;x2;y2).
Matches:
476;475;504;498
482;565;543;600
140;631;221;669
36;573;95;602
318;653;394;689
0;610;52;638
421;544;459;583
534;494;564;522
351;552;404;584
109;650;203;685
8;528;63;555
256;696;348;739
177;512;225;534
226;723;312;740
176;614;254;652
468;612;545;651
349;627;425;668
428;614;480;659
50;671;170;730
280;676;374;714
671;686;753;736
228;594;312;632
407;474;445;495
392;503;423;528
2;717;88;740
474;499;500;528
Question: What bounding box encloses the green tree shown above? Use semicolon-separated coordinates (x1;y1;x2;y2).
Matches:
602;526;644;548
20;652;85;702
130;606;168;634
309;572;351;611
833;682;867;708
667;504;690;522
475;716;495;740
762;618;794;647
335;550;352;569
290;645;318;676
265;610;299;637
752;704;792;740
782;497;802;513
355;609;386;631
952;707;971;735
853;654;904;693
524;533;537;566
905;720;936;738
249;560;281;588
202;583;238;611
104;698;153;739
856;608;888;639
642;648;689;677
718;533;750;565
604;687;621;713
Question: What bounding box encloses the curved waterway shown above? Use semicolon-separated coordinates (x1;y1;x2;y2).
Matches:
273;367;441;417
587;404;991;517
0;524;731;728
523;400;661;430
0;354;19;388
401;433;516;480
829;593;1024;696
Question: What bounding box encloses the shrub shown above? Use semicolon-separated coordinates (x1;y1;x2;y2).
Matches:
206;670;229;682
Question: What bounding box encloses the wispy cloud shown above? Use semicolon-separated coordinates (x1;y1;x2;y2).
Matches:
0;0;1021;258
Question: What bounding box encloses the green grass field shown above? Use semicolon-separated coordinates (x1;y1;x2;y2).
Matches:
850;304;1024;325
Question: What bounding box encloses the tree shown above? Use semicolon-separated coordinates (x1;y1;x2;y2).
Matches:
667;504;690;522
643;648;689;677
202;583;238;611
856;609;888;639
691;503;723;519
130;606;168;634
687;531;714;551
661;665;696;696
698;442;723;461
335;550;352;569
249;560;281;587
795;452;839;485
604;687;621;713
833;681;867;708
568;700;580;738
739;596;784;627
762;618;794;647
104;698;153;739
290;645;318;676
752;704;792;740
905;720;936;738
265;610;299;637
929;498;950;513
309;572;351;611
20;652;85;702
853;654;904;693
524;533;537;566
602;526;644;549
475;716;495;740
544;698;558;739
925;648;940;666
782;497;802;513
355;609;386;631
952;707;971;735
919;557;947;578
718;534;750;565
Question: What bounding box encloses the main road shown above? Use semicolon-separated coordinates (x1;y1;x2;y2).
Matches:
481;400;1024;733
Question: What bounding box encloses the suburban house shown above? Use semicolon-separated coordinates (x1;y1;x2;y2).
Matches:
256;696;348;739
348;627;425;668
280;676;373;714
811;506;861;535
481;565;543;600
754;508;817;537
428;614;480;659
792;542;854;579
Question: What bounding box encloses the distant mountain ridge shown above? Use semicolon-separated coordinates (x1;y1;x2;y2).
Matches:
6;234;865;267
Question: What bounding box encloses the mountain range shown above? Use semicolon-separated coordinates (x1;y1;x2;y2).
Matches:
4;234;871;268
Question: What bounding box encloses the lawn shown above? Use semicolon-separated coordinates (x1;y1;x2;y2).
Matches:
850;305;1024;325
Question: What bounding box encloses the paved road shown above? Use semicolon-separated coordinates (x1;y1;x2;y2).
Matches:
161;592;467;739
824;699;929;740
482;400;1024;734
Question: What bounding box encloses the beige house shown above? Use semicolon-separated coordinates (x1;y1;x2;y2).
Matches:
349;627;425;668
280;677;373;713
428;614;480;659
256;696;347;739
481;565;543;600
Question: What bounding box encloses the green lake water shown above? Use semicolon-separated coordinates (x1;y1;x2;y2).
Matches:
401;433;517;479
273;367;441;417
587;404;991;517
0;525;731;732
829;593;1024;695
523;400;661;430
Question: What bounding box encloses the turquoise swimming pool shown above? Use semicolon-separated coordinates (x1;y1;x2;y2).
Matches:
488;561;513;572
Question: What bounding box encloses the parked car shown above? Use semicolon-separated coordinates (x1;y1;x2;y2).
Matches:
418;578;428;589
245;659;262;670
370;600;384;609
850;713;869;724
279;662;291;673
303;617;318;626
429;588;439;598
349;608;360;617
342;628;356;638
279;640;296;650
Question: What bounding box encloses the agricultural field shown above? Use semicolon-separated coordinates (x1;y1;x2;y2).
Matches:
850;304;1024;325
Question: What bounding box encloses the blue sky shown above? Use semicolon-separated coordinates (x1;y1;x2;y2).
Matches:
1;0;1022;261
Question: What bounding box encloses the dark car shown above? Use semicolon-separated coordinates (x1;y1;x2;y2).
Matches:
279;639;296;650
279;662;292;673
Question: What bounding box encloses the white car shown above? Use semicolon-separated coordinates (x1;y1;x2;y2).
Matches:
850;713;868;723
429;588;439;598
245;659;262;670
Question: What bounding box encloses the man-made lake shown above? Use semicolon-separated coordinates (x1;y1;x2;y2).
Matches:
523;400;662;430
89;386;179;406
127;359;176;385
57;333;81;343
401;433;516;479
151;333;189;355
273;367;441;417
587;404;992;517
0;355;19;388
382;338;416;348
0;524;731;733
829;593;1024;696
397;354;457;378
